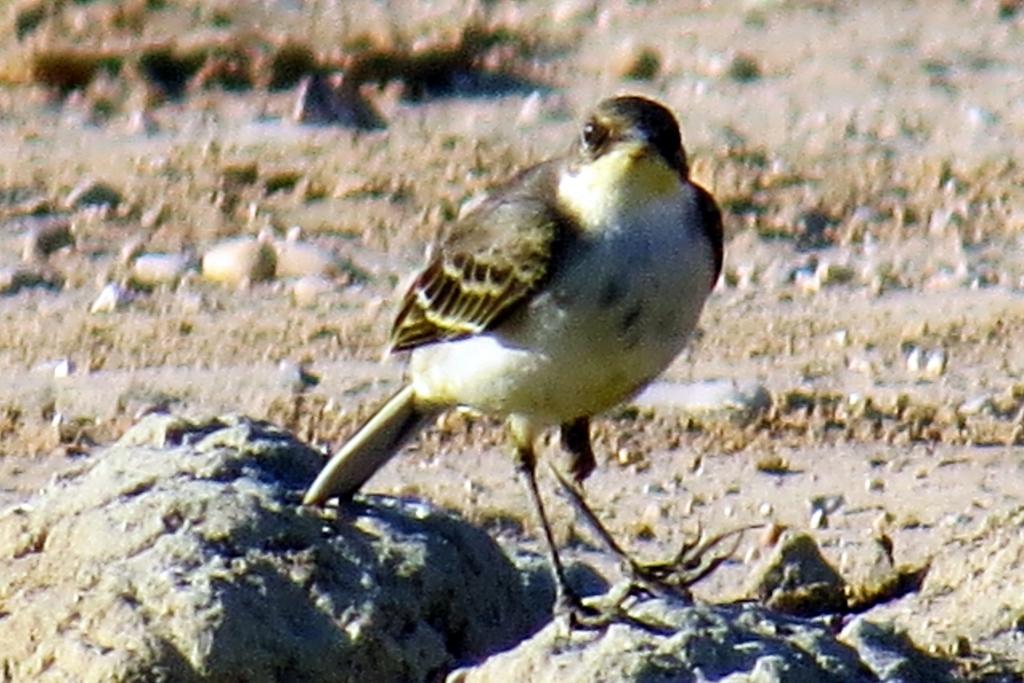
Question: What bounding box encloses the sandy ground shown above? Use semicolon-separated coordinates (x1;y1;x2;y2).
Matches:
2;0;1024;676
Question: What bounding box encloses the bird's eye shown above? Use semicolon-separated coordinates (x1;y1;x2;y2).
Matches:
581;120;608;154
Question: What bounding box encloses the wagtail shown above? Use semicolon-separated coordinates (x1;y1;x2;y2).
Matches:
304;95;724;619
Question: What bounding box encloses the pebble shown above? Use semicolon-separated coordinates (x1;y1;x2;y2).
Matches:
634;379;771;415
925;349;947;377
53;358;76;378
847;356;874;375
140;201;167;230
612;43;662;81
726;52;762;82
291;73;385;130
615;447;642;466
130;253;192;288
517;91;543;125
90;282;132;313
958;394;991;416
808;494;844;529
201;234;276;288
759;523;784;548
22;218;74;261
794;266;821;294
754;452;790;474
273;235;341;279
277;359;320;393
0;266;58;295
64;179;122;210
639;502;664;530
905;346;923;373
290;275;335;307
731;261;757;289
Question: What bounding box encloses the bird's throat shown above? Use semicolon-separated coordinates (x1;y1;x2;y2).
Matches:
557;145;682;232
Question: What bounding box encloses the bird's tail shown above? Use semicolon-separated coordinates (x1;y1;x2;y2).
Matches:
303;384;429;505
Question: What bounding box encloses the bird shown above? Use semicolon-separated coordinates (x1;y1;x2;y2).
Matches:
304;94;724;621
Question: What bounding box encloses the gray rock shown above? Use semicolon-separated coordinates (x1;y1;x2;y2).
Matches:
747;531;849;617
21;216;74;261
448;597;877;683
0;414;541;683
634;379;772;419
64;179;122;210
0;266;61;295
840;618;956;683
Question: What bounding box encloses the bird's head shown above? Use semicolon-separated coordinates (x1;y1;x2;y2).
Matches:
559;95;690;229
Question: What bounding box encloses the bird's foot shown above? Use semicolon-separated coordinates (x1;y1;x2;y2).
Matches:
548;464;753;603
552;582;676;636
622;523;751;601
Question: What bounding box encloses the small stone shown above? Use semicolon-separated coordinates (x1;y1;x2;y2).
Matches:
905;347;923;373
810;508;828;529
794;267;821;294
292;73;385;130
277;359;320;393
273;235;342;279
140;202;167;230
517;91;543;125
634;379;772;416
732;262;757;289
755;452;790;474
22;218;74;262
634;503;663;539
0;266;60;295
90;282;132;313
615;447;641;466
747;531;847;616
290;275;335;307
925;349;947;377
727;53;762;82
847;356;874;375
872;512;893;536
53;358;76;378
958;394;991;417
840;618;954;681
201;234;277;288
64;178;122;210
816;261;855;286
613;43;662;81
130;253;191;288
759;523;784;548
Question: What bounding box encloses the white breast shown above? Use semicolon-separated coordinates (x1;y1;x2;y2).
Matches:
410;182;715;424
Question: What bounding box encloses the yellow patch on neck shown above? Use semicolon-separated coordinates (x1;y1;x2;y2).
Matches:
558;143;682;230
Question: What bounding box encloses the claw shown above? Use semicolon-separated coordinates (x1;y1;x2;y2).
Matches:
548;463;755;600
553;581;677;636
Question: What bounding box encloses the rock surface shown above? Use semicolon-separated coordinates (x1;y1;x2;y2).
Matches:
0;415;545;682
449;595;954;683
0;413;969;682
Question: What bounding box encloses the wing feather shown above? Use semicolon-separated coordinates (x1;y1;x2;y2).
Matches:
389;161;574;353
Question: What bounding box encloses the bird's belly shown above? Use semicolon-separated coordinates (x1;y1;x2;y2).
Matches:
410;191;715;423
410;255;707;423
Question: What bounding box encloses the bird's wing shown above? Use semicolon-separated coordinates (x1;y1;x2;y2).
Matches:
389;161;573;352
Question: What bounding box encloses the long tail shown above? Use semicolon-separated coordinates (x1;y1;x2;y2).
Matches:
303;385;430;505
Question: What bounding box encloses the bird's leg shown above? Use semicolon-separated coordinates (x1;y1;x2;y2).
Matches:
513;442;576;611
553;420;745;601
550;465;745;601
561;417;596;484
510;416;617;629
